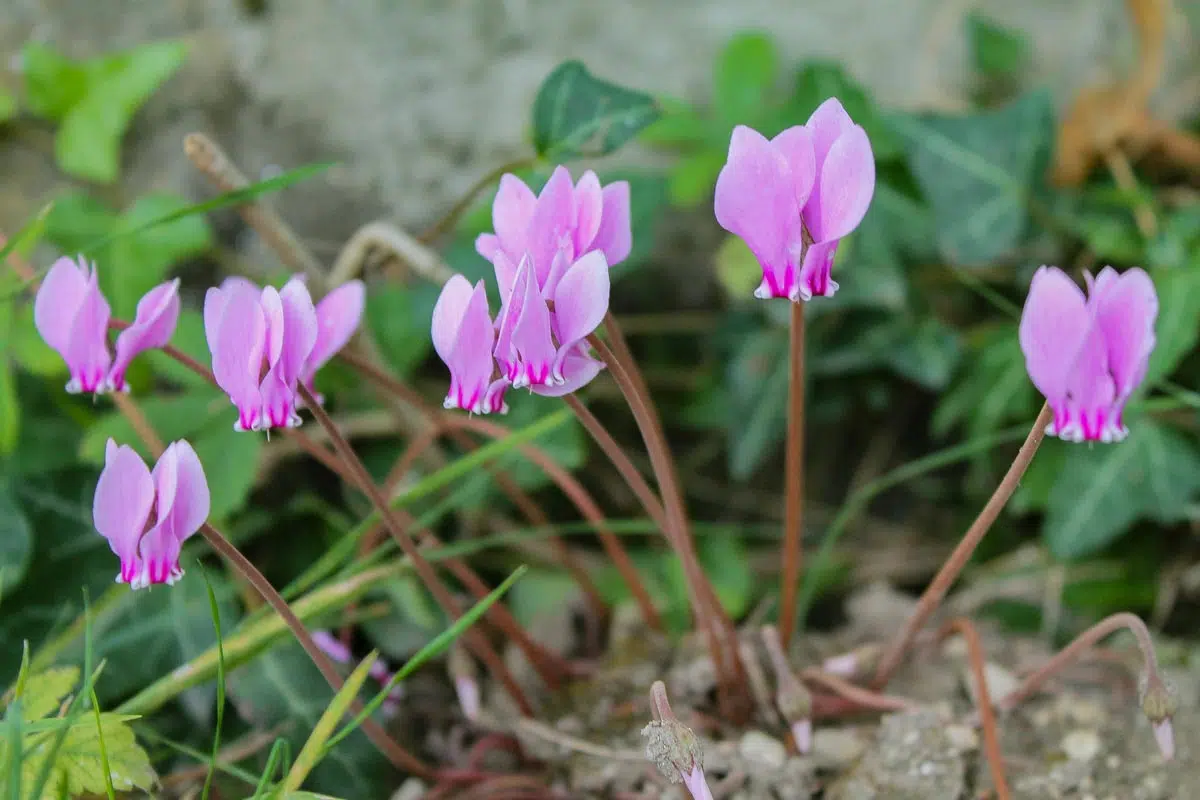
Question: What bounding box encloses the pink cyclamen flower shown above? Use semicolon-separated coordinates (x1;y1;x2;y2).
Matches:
34;256;180;394
714;98;876;302
206;275;360;431
476;166;631;303
1019;265;1158;443
431;275;509;414
493;252;609;394
93;438;210;589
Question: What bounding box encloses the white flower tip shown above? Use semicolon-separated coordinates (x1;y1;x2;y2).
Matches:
455;676;480;721
791;719;813;754
822;653;858;677
753;286;771;300
1153;719;1175;761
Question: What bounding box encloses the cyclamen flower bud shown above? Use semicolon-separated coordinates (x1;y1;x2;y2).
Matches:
643;681;715;800
1140;676;1178;760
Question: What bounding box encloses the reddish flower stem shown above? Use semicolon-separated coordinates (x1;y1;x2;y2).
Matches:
778;301;806;650
994;612;1162;713
296;382;536;714
799;668;916;713
937;618;1011;800
872;404;1053;690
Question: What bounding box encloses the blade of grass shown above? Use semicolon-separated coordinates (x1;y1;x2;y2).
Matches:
10;641;31;706
135;725;263;786
250;738;292;799
88;689;116;800
5;697;23;800
323;565;528;755
201;568;228;800
0;202;52;274
81;162;336;255
281;651;379;792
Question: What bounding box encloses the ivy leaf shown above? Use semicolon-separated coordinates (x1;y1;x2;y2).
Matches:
18;667;80;722
891;89;1055;265
699;535;754;618
1144;263;1200;385
78;392;220;465
10;304;65;378
21;43;90;121
22;712;156;797
55;41;188;183
1043;419;1200;560
531;61;661;159
713;32;779;125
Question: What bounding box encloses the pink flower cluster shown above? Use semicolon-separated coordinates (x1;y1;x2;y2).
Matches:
432;166;630;412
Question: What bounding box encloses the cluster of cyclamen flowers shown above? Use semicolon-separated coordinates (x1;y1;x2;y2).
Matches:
34;256;364;589
33;94;1160;597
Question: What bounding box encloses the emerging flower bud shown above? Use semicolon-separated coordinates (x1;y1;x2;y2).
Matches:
1140;677;1179;760
643;681;715;800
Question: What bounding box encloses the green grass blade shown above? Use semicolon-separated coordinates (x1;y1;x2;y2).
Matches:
0;202;52;272
322;565;527;755
281;651;379;792
5;697;23;800
201;568;228;800
89;689;116;800
250;738;292;798
81;162;336;255
134;726;262;786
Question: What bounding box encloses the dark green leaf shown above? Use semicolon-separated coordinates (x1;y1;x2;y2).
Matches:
1043;419;1200;560
366;284;436;378
509;568;577;629
531;61;661;159
966;12;1030;79
713;32;779;124
667;151;726;209
699;535;753;618
0;89;15;124
1009;436;1067;515
638;97;709;148
891;89;1055;265
602;170;668;274
0;483;32;595
191;417;263;521
1144;264;1200;385
791;60;901;160
0;362;18;457
55;41;188;183
882;316;962;390
933;324;1037;438
45;193;119;256
10;304;66;378
78;393;220;465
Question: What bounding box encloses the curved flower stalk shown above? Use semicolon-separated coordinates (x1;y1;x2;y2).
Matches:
714;98;876;302
93;438;211;589
34;256;180;394
1019;265;1158;443
205;276;364;431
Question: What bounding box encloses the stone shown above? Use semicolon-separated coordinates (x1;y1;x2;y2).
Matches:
827;710;966;800
738;730;788;770
812;727;868;770
1062;730;1103;763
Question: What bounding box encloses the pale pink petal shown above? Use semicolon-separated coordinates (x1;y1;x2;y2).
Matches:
154;440;210;546
1062;319;1116;442
108;279;181;392
551;252;609;381
531;353;604;396
770;126;817;210
492;173;537;258
455;675;480;721
1089;266;1157;400
592;181;632;267
526;166;577;288
572;170;604;256
312;630;353;664
446;281;496;412
806;97;856;168
63;266;112;394
1019;267;1091;410
432;274;476;364
307;280;365;375
211;282;267;432
1153;719;1175;761
93;439;155;585
492;250;520;313
133;523;183;588
791;719;813;754
259;286;285;368
806;125;875;242
475;232;502;262
275;277;318;383
682;765;715;800
510;258;556;388
34;256;89;356
493;257;532;379
714;125;799;291
541;246;574;299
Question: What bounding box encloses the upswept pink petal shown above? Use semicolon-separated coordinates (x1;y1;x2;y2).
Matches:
796;239;841;301
509;258;556;389
572;171;604;257
682;765;715;800
108;279;181;392
806;125;875;242
259;287;285;368
34;257;90;356
483;378;510;414
63;266;112;394
1088;266;1157;400
445;281;497;413
274;277;318;383
714;125;800;293
492;173;537;260
1061;320;1116;442
492;250;520;316
432;275;476;364
306;280;365;374
770;126;817;210
592;181;632;267
531;352;604;397
475;233;502;263
494;256;532;380
1019;267;1091;411
806;97;856;169
210;281;268;432
551;251;609;382
149;440;210;576
93;439;155;585
312;630;353;663
134;524;183;588
526;166;577;288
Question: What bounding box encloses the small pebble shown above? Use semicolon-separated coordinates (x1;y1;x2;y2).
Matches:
812;728;866;768
739;730;787;770
1062;729;1103;762
945;724;979;752
961;662;1020;705
390;777;427;800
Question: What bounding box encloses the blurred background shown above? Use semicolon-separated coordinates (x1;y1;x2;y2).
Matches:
1;0;1199;797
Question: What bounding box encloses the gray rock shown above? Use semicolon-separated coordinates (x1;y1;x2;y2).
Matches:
827;710;966;800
